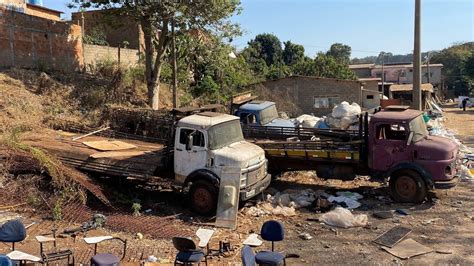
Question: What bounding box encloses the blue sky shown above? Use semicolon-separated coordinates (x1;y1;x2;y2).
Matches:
45;0;473;58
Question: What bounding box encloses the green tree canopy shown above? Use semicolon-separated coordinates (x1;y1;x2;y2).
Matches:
326;43;352;63
246;33;283;66
70;0;241;109
282;41;305;66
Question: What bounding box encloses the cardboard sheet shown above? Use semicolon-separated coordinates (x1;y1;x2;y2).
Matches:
83;140;137;151
382;238;433;259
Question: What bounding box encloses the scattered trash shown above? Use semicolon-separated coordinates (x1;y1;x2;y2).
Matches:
373;211;394;219
381;238;433;259
320;207;368;228
327;191;363;209
243;233;262;246
136;233;143;240
460;165;474;181
395;209;409;216
373;226;411;247
299;233;312;240
421;218;441;225
147;255;158;262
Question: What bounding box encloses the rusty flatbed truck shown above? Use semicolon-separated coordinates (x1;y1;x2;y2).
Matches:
241;106;460;203
25;106;271;215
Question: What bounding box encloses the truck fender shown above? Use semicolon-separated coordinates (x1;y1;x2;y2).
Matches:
184;169;220;189
386;162;434;189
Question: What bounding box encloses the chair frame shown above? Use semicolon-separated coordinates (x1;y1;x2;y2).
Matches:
90;237;127;261
172;237;208;266
37;229;74;265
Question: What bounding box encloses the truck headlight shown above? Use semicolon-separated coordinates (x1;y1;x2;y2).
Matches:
445;165;452;175
240;173;247;188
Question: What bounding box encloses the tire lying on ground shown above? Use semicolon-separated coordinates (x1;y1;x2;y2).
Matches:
188;180;218;216
389;169;427;203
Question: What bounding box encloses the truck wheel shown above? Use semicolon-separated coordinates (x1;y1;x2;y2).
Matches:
389;170;427;203
189;180;218;216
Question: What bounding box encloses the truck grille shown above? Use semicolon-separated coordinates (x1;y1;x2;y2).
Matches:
246;162;265;186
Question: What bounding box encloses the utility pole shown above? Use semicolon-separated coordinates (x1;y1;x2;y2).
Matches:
171;17;178;109
426;52;430;84
413;0;422;110
381;55;385;96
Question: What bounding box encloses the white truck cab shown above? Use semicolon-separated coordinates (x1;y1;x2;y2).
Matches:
173;112;271;214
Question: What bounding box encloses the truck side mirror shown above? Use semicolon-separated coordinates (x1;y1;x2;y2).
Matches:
186;134;193;151
406;132;414;146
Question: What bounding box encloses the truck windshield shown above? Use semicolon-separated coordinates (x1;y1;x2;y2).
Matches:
260;105;278;125
208;120;244;150
409;115;429;142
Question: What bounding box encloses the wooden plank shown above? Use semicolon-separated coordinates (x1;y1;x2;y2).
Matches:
90;150;147;158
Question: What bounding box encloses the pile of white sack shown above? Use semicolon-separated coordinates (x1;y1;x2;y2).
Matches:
325;102;362;130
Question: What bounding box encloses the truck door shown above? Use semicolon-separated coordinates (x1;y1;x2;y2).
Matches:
372;123;412;171
174;128;208;179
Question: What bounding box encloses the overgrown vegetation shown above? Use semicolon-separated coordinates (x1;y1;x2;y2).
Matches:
1;127;86;220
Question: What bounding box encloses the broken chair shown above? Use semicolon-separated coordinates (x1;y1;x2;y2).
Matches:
255;220;286;266
172;237;207;266
36;228;74;265
0;220;42;265
84;236;127;266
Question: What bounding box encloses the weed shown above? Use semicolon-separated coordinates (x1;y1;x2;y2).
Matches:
52;199;62;221
132;202;142;217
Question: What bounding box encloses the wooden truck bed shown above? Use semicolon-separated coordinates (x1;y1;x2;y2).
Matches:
23;129;172;181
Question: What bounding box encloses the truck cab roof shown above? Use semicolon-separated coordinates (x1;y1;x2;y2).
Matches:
178;112;239;129
239;101;275;112
371;108;422;123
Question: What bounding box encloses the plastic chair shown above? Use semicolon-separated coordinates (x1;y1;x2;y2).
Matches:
255;220;286;266
84;236;127;266
241;245;255;266
172;237;207;265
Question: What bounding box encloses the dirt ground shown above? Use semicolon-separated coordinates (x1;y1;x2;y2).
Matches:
1;104;473;265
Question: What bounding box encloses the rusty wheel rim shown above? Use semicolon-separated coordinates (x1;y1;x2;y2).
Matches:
193;187;213;212
395;175;417;199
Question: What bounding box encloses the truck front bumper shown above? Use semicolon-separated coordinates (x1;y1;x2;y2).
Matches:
434;176;460;189
240;173;272;201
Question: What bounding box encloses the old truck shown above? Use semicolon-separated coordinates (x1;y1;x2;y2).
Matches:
25;106;271;215
231;92;295;127
241;106;459;203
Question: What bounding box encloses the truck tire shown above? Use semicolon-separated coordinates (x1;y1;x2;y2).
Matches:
389;170;427;203
189;180;218;215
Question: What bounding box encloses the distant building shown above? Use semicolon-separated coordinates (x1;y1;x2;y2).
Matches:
0;0;62;21
71;9;144;51
390;83;433;108
350;62;443;98
243;76;379;116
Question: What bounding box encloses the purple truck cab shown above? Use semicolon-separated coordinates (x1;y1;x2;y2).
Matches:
369;108;459;202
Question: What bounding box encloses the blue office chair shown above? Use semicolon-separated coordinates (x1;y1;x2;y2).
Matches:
172;237;207;265
0;220;27;250
255;220;286;266
241;245;255;266
0;255;13;266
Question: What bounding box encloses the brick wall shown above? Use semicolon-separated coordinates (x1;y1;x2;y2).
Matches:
248;76;363;116
83;44;140;69
0;8;83;72
71;9;144;51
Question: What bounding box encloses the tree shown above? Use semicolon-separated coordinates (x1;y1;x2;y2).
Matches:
313;53;357;80
431;42;474;95
71;1;241;109
246;33;283;66
326;43;352;63
282;41;305;66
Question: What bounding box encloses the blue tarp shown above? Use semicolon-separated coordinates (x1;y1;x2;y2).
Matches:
0;220;26;243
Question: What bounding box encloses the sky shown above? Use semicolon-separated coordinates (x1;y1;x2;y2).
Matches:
45;0;473;58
